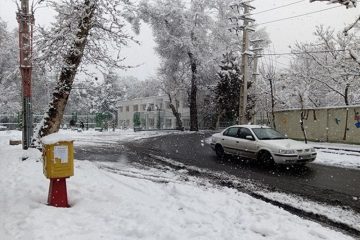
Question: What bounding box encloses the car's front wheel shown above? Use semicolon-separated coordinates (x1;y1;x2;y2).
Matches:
257;151;275;166
215;144;225;159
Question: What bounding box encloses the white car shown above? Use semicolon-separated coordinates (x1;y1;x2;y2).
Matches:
210;125;316;165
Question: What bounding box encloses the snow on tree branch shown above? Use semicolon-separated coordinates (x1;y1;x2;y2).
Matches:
349;48;360;65
343;16;360;35
34;0;140;74
310;0;357;8
32;0;141;143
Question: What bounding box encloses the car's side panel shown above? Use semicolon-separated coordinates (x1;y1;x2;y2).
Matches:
220;127;240;155
222;136;238;154
235;128;258;159
235;139;257;159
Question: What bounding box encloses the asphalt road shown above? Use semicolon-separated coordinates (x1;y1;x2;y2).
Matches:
75;132;360;213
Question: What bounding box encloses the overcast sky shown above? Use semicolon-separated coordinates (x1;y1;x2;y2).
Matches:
0;0;358;80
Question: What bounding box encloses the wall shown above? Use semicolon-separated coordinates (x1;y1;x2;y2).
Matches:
274;105;360;144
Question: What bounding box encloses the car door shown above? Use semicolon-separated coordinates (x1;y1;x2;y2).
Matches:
236;127;257;159
221;127;239;154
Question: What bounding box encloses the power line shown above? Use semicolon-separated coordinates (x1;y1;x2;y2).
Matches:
257;5;342;25
251;0;305;16
274;60;291;67
259;49;353;56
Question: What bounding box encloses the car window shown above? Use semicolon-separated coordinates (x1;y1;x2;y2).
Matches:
238;128;254;139
252;128;287;140
223;127;239;137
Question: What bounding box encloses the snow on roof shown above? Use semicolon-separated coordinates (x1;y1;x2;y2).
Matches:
41;133;74;145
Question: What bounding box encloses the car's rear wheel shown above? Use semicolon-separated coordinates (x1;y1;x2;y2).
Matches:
215;144;225;159
257;151;275;166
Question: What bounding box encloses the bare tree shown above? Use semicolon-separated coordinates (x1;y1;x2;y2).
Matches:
158;60;187;130
291;26;360;107
259;56;277;129
299;94;308;144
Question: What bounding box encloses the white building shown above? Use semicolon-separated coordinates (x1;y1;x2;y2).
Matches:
117;95;190;129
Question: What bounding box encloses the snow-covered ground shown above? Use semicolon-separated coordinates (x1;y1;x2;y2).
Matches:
0;130;357;240
309;142;360;169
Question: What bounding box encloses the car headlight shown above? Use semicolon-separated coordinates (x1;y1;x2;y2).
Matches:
279;149;296;154
211;137;216;143
310;148;316;152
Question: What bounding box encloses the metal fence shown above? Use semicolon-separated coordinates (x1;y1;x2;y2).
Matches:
0;113;101;131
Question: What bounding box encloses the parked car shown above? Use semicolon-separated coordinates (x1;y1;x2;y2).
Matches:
210;125;316;165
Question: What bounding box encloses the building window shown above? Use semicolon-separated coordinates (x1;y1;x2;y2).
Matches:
147;104;155;111
183;119;190;127
126;106;129;112
119;106;123;112
142;104;146;111
165;119;172;128
149;118;155;127
133;105;138;112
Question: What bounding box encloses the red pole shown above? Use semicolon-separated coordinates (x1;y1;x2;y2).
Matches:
17;0;34;149
48;178;70;208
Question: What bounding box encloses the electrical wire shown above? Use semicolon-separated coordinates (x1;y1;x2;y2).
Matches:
274;60;291;67
259;49;350;56
250;0;305;16
257;5;342;25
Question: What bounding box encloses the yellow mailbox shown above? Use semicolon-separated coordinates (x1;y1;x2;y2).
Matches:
42;140;74;179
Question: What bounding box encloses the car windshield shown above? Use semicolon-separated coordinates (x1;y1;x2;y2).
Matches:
252;128;287;140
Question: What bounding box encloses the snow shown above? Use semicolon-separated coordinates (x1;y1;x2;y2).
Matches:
41;133;74;145
150;154;360;234
0;130;355;240
349;49;360;65
309;142;360;169
61;128;190;146
255;191;360;232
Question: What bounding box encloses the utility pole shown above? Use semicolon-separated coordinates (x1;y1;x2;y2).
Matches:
250;39;263;122
229;1;256;125
240;3;249;124
17;0;34;149
250;39;263;84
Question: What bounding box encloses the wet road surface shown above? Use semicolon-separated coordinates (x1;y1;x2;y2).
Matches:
75;132;360;213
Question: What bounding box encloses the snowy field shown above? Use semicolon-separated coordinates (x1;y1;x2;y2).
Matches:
0;130;357;240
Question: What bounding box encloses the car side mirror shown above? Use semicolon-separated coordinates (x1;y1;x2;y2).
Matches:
245;135;254;141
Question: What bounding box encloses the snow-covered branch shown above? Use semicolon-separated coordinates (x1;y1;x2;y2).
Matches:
310;0;357;8
349;48;360;66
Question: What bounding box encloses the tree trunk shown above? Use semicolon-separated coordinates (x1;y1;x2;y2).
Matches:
215;109;225;130
168;94;183;130
299;94;308;144
343;83;350;140
300;112;308;144
35;0;95;140
188;51;198;131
